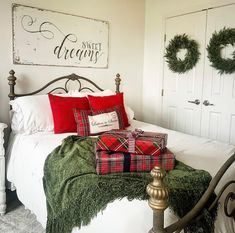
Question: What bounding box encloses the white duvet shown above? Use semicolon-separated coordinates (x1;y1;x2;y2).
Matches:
6;120;235;233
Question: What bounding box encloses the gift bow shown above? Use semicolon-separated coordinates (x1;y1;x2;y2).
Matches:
128;129;144;153
105;129;144;153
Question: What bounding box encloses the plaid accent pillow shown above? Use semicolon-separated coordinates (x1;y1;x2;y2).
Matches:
73;106;125;136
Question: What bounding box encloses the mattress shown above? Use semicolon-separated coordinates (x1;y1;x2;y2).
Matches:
6;120;235;233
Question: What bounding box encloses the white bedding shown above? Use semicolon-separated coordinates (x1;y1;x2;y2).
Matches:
6;120;235;233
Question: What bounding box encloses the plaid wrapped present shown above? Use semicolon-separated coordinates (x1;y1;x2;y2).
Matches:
96;149;175;174
96;129;168;156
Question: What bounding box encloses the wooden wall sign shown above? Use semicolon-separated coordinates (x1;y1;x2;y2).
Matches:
12;4;109;68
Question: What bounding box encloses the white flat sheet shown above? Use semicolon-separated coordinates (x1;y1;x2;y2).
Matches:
6;120;235;233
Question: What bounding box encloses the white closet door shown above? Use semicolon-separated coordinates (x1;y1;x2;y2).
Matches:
162;11;207;136
201;4;235;143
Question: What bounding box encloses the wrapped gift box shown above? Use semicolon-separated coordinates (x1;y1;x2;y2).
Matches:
96;129;168;156
96;149;175;174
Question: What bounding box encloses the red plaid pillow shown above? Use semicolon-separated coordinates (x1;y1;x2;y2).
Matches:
73;106;125;136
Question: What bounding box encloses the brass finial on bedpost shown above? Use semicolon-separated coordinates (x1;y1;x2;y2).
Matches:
115;73;121;93
8;70;17;101
146;166;169;233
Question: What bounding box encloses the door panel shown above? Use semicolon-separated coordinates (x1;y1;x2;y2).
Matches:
201;4;235;143
162;11;207;136
168;106;177;130
208;111;221;140
233;78;235;98
230;115;235;144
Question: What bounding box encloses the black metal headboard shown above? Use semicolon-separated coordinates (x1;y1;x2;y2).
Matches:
7;70;121;101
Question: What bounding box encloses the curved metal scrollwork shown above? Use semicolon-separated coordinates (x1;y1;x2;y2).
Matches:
224;191;235;219
7;70;121;101
49;87;67;93
208;180;235;212
64;78;82;93
147;152;235;233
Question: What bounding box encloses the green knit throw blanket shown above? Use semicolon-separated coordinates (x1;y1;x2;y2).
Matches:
43;136;217;233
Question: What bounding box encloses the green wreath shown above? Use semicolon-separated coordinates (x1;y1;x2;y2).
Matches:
207;27;235;75
165;34;200;73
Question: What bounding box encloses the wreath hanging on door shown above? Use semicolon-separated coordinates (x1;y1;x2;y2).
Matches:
165;34;200;74
207;27;235;74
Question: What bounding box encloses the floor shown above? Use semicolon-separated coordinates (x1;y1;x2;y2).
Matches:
0;190;45;233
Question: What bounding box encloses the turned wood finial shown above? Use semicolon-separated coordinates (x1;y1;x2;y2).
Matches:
115;73;121;93
146;166;169;211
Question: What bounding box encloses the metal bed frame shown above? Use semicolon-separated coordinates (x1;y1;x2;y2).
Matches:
147;154;235;233
8;70;121;100
7;70;235;233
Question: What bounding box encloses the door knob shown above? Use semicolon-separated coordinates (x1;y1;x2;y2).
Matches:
203;100;214;106
188;99;200;105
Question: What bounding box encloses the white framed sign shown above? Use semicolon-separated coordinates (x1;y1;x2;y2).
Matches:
12;4;109;68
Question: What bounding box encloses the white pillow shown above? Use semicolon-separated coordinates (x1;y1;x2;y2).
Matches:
88;111;120;134
125;106;135;121
68;89;114;97
10;95;54;134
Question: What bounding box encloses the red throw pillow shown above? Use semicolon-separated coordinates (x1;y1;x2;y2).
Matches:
88;93;129;127
48;94;90;133
73;106;125;136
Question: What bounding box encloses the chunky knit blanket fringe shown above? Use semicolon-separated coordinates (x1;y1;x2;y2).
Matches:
43;136;217;233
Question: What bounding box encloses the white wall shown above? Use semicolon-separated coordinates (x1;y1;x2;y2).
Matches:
143;0;235;125
0;0;145;125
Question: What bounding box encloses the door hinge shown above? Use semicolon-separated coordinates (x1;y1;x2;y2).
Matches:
161;89;164;96
164;34;166;42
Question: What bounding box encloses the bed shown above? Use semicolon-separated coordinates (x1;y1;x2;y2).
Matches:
5;70;235;233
